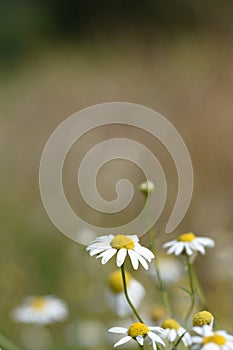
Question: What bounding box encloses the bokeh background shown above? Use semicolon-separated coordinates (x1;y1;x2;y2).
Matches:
1;1;233;349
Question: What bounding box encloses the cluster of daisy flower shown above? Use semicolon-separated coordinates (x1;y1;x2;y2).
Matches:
85;180;233;350
3;180;232;350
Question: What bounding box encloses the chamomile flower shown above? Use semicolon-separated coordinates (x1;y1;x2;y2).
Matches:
109;322;165;349
12;295;68;325
191;326;233;350
139;180;155;195
161;318;192;347
193;311;214;329
106;269;145;317
87;234;154;270
163;232;215;257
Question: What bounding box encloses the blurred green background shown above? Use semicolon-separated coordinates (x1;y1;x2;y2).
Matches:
1;1;233;349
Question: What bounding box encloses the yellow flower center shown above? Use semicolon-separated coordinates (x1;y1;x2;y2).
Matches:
30;297;47;311
178;232;196;242
108;270;131;293
128;323;149;338
203;334;226;346
193;311;214;326
110;235;135;250
162;318;180;330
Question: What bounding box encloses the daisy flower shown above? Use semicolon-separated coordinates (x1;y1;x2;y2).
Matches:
193;311;214;329
87;234;154;270
106;269;145;317
161;318;192;347
109;322;165;349
139;180;155;195
163;232;215;257
191;326;233;350
12;295;68;325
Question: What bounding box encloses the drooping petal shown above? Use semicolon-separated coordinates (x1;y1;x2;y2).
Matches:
174;243;185;255
184;242;193;256
134;243;154;261
114;336;132;347
116;248;127;267
128;249;139;270
148;331;165;346
133;251;149;270
136;335;144;346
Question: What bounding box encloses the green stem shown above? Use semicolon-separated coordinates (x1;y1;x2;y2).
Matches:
192;267;208;309
0;333;22;350
120;264;144;323
145;199;172;316
184;256;195;327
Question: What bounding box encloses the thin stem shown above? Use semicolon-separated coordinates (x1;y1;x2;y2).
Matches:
120;264;144;323
0;333;22;350
145;198;172;316
184;256;195;327
192;267;208;309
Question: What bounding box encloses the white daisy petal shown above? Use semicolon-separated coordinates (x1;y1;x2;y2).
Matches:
167;243;180;255
184;242;193;256
197;237;215;247
133;251;149;270
134;243;155;261
128;249;139;270
174;243;185;255
114;336;132;347
89;248;106;256
169;329;177;342
136;335;144;345
97;249;117;264
163;240;177;248
108;327;128;333
148;331;165;346
116;248;127;267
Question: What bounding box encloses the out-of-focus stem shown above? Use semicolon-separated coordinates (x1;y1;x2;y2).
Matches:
0;333;22;350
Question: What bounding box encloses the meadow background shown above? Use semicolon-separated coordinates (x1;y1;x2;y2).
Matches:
1;1;233;349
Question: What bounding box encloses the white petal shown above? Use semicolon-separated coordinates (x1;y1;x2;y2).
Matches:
174;243;185;255
203;344;219;350
133;251;149;270
163;240;177;248
89;248;106;256
148;331;165;346
148;327;165;334
116;248;127;267
184;242;193;256
136;335;144;346
169;329;177;342
128;249;139;269
191;241;206;254
196;237;215;247
108;327;128;333
114;336;132;347
134;243;154;261
97;249;117;264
